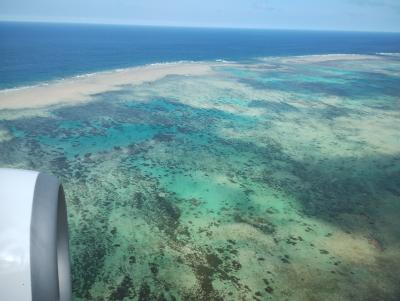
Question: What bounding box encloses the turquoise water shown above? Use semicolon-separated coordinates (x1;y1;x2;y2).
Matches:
1;55;400;300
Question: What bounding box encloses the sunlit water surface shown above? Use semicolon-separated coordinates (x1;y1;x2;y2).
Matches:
1;55;400;301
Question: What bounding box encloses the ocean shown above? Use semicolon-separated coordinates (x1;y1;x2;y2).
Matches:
1;21;400;89
1;22;400;301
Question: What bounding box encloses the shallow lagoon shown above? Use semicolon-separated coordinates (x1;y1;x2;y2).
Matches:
1;54;400;300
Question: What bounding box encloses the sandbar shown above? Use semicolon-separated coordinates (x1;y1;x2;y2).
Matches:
0;62;214;110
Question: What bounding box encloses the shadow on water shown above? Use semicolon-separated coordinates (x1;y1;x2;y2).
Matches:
285;154;400;228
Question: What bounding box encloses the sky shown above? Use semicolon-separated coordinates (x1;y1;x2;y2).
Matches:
0;0;399;32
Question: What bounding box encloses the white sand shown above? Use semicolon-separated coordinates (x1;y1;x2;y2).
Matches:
0;62;213;110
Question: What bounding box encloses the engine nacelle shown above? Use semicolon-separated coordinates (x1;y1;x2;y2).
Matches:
0;168;72;301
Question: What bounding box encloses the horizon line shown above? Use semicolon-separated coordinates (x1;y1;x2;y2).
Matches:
1;18;400;34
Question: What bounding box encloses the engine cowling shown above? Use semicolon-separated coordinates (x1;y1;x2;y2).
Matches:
0;168;72;301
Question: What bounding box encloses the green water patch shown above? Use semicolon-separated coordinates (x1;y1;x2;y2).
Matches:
247;99;299;114
38;121;161;158
1;55;400;301
227;59;400;103
3;96;257;161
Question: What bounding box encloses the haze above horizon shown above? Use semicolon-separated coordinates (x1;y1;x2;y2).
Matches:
0;0;399;33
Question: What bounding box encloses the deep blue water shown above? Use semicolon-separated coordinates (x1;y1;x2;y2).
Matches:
1;21;400;89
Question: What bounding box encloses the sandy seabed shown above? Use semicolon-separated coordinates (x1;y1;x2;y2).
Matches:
0;55;399;301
